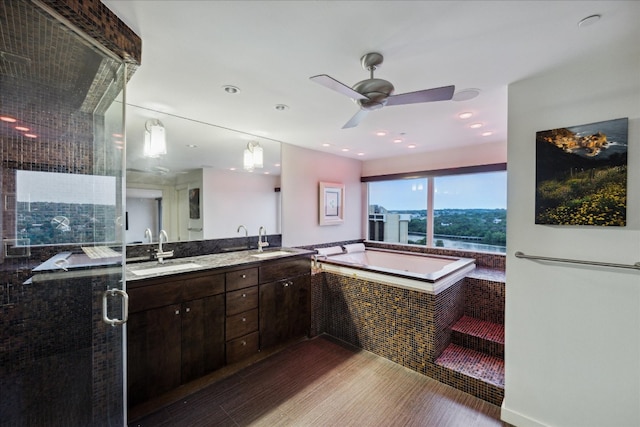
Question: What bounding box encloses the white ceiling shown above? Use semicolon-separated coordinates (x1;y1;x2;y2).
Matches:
102;0;640;177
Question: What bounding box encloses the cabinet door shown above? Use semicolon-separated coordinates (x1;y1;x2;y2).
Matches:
289;274;311;339
259;280;291;349
127;304;182;407
181;294;225;383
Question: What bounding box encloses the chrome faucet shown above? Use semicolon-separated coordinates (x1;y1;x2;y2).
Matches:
237;225;249;249
257;226;269;252
144;228;153;243
155;229;174;263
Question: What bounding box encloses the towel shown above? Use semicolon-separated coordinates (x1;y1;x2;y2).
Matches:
315;246;343;256
343;243;366;253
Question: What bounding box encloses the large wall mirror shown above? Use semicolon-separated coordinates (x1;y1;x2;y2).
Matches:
124;104;281;244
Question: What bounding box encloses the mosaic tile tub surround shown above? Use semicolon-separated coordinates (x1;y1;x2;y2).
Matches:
315;271;464;372
310;244;506;406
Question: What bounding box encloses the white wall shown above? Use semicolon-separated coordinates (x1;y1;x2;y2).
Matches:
281;143;362;247
125;191;160;243
503;49;640;427
202;169;280;240
362;140;506;177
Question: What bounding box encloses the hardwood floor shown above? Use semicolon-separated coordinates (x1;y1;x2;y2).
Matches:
129;335;506;427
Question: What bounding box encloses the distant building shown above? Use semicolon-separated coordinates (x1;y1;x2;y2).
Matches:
368;205;410;243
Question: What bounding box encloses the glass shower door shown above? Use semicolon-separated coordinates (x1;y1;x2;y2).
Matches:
0;1;127;425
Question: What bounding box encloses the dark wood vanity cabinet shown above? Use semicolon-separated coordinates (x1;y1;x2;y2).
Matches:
127;254;312;410
127;273;225;407
259;257;311;349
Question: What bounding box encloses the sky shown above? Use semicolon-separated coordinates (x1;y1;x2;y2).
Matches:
369;171;507;211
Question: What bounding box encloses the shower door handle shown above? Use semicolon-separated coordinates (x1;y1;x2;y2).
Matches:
102;288;129;326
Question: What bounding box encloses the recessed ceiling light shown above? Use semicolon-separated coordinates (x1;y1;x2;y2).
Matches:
264;171;270;175
322;143;331;147
357;152;365;156
186;144;197;148
274;163;281;167
15;126;29;131
0;116;17;123
24;133;37;138
229;167;236;171
114;140;124;145
112;133;123;138
458;112;473;119
341;148;350;152
452;88;481;102
482;131;493;137
578;14;601;27
222;85;240;94
469;123;483;129
275;104;289;111
376;131;387;136
407;144;417;149
392;138;403;143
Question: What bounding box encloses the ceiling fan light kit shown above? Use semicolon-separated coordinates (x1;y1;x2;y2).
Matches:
310;52;455;129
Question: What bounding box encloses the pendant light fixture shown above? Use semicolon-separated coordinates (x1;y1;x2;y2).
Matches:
143;119;166;158
243;141;263;170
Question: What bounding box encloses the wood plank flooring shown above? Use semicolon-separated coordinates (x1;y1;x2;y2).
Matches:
129;335;507;427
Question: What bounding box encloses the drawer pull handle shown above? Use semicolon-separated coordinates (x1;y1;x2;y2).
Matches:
175;309;180;315
241;340;247;346
242;293;247;298
185;307;190;313
242;317;246;322
241;274;246;279
283;282;290;287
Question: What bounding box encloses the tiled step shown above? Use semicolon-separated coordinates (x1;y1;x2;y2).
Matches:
451;315;504;359
435;343;505;389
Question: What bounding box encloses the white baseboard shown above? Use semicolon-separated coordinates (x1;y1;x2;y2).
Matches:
501;401;549;427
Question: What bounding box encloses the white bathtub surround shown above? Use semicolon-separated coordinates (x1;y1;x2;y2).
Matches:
318;248;475;294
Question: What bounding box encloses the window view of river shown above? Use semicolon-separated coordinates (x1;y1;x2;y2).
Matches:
408;235;506;253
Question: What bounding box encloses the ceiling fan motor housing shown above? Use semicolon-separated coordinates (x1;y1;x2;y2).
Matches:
353;78;395;110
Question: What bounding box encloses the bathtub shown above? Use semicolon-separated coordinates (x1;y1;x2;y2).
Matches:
316;247;475;294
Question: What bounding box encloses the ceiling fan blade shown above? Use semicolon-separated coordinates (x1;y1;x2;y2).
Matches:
342;109;369;129
310;74;368;100
385;85;455;106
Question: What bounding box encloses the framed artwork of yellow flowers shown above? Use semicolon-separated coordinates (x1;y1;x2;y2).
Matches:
535;117;628;226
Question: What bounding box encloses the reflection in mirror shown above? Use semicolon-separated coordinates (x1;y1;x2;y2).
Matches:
124;104;281;244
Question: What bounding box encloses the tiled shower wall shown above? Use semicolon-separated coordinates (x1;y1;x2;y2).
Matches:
1;0;140;424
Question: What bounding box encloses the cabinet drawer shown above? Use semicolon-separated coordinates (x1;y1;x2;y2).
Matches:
183;274;224;300
226;331;259;364
128;281;182;313
226;268;258;291
225;308;258;340
259;257;310;284
226;286;258;316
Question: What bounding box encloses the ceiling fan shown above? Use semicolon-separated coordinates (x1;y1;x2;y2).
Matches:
310;52;455;129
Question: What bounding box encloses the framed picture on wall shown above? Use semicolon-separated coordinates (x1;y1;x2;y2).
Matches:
189;188;200;220
319;182;344;226
535;117;628;226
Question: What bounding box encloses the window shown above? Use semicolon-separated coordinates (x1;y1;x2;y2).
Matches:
368;178;428;245
16;171;117;245
366;167;506;253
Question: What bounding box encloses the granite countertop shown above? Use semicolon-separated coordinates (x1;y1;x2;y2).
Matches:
126;247;314;281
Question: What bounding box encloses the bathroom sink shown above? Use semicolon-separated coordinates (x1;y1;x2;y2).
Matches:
130;262;202;276
252;250;292;259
